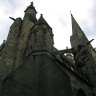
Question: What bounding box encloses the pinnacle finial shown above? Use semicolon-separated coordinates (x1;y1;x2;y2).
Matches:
70;11;73;17
30;2;33;6
24;2;37;13
40;14;43;17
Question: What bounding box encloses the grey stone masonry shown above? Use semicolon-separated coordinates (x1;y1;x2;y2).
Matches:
15;2;37;68
0;2;96;96
0;18;22;81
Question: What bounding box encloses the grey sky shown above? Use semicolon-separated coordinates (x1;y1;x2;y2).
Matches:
0;0;96;50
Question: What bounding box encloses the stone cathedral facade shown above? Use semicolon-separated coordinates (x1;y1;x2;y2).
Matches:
0;2;96;96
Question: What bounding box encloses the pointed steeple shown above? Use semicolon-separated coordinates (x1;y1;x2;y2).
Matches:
24;2;37;13
24;2;37;18
70;14;91;48
36;14;51;28
71;14;83;35
71;15;96;95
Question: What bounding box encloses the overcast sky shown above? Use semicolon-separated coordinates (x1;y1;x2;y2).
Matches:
0;0;96;50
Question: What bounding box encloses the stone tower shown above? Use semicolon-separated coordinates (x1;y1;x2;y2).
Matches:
15;2;37;67
70;14;96;96
25;14;54;58
0;3;73;96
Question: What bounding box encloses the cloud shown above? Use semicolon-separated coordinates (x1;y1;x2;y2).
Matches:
81;0;96;47
0;0;96;49
0;0;18;14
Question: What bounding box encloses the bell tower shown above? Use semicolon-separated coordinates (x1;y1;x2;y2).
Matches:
20;2;37;44
15;2;37;67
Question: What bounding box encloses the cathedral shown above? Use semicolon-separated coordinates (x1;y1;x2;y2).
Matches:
0;2;96;96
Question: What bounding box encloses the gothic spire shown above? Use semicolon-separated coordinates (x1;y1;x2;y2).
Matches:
24;2;37;13
36;14;51;28
71;13;83;35
70;13;92;48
